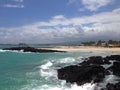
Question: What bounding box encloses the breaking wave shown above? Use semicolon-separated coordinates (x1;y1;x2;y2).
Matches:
0;49;9;52
0;49;32;53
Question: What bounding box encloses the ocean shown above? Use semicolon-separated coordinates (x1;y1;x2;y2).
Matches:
0;45;119;90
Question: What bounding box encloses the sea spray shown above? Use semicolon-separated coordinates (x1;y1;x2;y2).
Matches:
36;58;98;90
0;49;9;52
20;83;97;90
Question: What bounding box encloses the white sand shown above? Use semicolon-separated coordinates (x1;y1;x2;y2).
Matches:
41;46;120;53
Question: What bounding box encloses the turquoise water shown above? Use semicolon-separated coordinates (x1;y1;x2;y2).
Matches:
0;47;118;90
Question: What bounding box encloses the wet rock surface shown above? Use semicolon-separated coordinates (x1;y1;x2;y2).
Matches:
101;82;120;90
57;55;120;88
108;62;120;76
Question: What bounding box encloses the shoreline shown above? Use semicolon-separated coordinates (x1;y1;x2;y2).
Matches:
41;46;120;53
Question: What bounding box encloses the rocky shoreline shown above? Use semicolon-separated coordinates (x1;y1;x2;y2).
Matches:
57;55;120;90
3;47;66;53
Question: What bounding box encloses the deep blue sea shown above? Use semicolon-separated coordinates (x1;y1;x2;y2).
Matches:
0;45;119;90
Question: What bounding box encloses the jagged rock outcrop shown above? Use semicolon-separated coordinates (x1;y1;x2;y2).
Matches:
57;55;120;86
57;65;105;85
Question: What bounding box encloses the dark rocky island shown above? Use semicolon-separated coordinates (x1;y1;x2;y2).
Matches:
57;55;120;90
3;47;66;53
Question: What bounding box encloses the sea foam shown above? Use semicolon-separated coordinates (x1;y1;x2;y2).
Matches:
21;83;96;90
0;49;9;52
36;58;97;90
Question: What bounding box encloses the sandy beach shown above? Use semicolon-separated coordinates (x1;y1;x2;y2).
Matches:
42;46;120;53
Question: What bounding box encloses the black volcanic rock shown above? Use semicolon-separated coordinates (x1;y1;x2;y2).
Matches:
101;82;120;90
86;56;104;65
57;55;120;86
104;55;120;61
80;56;111;66
57;65;105;85
108;62;120;76
3;47;66;53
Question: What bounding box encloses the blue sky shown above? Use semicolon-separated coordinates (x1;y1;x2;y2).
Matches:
0;0;120;44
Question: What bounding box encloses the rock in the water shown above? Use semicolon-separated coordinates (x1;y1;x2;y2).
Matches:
3;47;66;53
108;62;120;76
104;55;120;61
80;56;111;66
57;65;105;85
57;55;120;86
89;56;104;64
101;82;120;90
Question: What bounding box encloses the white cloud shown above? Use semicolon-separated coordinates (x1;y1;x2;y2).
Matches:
67;0;79;5
13;0;24;2
52;15;65;20
0;0;25;8
2;4;24;8
68;0;113;11
82;0;113;11
0;8;120;43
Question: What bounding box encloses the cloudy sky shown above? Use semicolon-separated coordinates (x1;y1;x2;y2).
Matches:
0;0;120;44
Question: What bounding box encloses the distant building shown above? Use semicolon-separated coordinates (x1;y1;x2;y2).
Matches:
101;43;107;47
108;44;114;48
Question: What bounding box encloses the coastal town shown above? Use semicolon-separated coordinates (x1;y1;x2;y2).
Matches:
81;40;120;48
